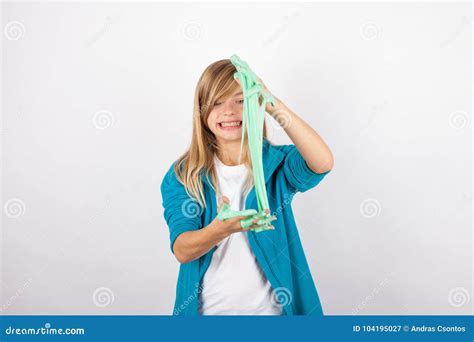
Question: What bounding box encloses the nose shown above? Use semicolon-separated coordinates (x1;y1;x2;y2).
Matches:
222;101;236;116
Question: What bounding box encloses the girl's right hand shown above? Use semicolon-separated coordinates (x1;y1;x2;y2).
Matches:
211;214;252;235
212;196;273;235
211;214;272;236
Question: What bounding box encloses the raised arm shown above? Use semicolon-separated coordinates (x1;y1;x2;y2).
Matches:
261;79;334;174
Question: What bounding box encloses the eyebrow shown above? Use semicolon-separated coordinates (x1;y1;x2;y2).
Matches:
217;91;243;102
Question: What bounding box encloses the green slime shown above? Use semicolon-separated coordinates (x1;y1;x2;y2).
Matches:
215;55;276;232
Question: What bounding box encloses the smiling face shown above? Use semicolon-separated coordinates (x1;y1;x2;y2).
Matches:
206;85;244;144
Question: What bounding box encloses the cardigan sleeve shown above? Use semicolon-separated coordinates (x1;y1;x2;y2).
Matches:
280;144;331;193
160;163;202;254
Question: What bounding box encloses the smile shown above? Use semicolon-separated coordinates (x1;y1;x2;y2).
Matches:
217;121;242;130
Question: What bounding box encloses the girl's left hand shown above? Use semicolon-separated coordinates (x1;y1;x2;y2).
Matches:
235;77;285;116
257;78;285;116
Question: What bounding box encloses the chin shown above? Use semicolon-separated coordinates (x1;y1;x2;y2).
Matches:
216;134;242;142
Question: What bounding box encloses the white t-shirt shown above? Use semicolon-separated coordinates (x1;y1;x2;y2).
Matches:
198;156;282;315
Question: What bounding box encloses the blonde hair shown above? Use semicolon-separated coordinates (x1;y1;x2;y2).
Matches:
174;59;268;208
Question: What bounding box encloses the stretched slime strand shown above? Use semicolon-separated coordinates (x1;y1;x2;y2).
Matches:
214;55;276;232
230;54;276;232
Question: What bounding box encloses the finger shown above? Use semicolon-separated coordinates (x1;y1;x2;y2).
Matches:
240;217;255;229
247;226;274;231
238;209;258;217
217;197;225;210
257;77;268;90
222;196;230;204
252;212;273;221
228;215;248;223
247;224;275;231
254;218;276;225
267;216;277;223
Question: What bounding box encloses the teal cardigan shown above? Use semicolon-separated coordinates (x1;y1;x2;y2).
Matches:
160;140;331;315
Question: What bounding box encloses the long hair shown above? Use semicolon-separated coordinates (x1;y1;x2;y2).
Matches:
174;59;268;208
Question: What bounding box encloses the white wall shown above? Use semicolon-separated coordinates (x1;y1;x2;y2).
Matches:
1;1;472;315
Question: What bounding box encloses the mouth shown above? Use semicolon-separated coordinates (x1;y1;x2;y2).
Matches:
217;120;242;131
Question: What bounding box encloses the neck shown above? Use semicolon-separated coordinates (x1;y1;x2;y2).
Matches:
216;139;243;166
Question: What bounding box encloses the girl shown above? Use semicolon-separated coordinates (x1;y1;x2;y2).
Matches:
161;58;333;316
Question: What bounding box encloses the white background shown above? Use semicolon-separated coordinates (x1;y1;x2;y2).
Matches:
1;1;472;315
